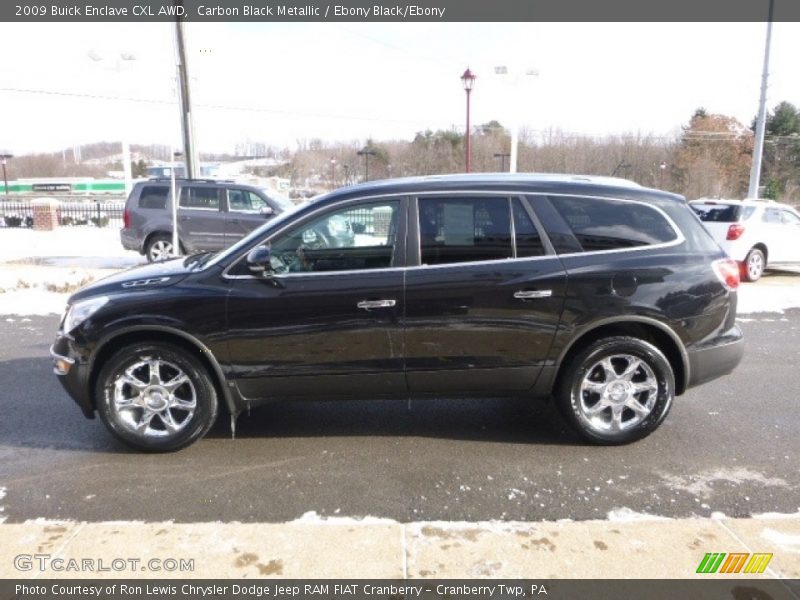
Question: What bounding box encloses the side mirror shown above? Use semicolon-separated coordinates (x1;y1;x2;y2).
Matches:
246;246;271;275
259;206;275;217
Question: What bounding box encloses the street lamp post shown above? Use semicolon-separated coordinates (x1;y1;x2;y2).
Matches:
0;154;12;198
329;157;337;190
171;151;183;257
461;68;476;173
343;164;350;186
357;146;377;182
659;161;667;189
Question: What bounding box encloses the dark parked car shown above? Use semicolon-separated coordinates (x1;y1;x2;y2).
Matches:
121;179;296;262
52;174;743;452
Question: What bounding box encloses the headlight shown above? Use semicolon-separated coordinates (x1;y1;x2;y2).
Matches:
62;296;109;333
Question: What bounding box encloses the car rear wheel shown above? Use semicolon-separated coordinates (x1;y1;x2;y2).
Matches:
95;343;218;452
743;247;765;282
145;234;175;262
556;336;675;445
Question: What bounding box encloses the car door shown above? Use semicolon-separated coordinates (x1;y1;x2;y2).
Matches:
224;189;276;246
403;194;567;394
178;185;226;251
224;197;408;401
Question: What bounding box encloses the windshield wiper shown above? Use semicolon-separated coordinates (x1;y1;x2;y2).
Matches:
183;251;215;268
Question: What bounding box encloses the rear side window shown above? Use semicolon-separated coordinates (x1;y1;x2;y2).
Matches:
549;196;677;252
180;187;220;210
512;198;545;257
419;197;512;265
137;186;168;210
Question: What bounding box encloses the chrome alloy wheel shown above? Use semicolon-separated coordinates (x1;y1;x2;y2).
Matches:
112;359;196;438
577;354;659;433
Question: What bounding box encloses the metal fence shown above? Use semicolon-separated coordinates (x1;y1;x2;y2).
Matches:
0;201;34;228
0;200;124;228
58;202;124;227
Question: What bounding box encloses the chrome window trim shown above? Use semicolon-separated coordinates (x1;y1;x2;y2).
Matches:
221;189;686;280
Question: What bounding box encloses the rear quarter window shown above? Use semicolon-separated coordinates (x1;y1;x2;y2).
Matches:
548;195;678;252
137;186;169;210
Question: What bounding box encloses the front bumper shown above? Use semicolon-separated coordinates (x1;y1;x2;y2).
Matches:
686;325;744;389
51;337;95;419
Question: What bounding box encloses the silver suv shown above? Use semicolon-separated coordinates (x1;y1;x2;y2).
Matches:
121;179;294;262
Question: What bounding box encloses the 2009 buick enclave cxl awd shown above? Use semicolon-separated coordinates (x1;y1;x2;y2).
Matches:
51;174;744;452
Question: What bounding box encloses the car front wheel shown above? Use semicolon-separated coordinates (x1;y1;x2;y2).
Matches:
556;336;675;445
95;343;218;452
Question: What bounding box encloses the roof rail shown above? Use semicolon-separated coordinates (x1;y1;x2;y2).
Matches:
146;178;237;184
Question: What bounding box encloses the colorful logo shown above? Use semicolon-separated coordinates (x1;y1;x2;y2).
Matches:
696;552;773;574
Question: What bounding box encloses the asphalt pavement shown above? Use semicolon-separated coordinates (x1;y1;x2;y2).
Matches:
0;311;798;524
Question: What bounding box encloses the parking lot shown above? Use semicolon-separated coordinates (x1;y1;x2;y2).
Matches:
1;302;798;525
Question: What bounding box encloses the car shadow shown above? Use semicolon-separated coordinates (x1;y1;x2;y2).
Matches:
1;356;587;453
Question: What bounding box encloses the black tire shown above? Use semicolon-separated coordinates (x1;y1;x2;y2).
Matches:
95;343;218;452
555;336;675;445
145;233;175;263
743;247;765;282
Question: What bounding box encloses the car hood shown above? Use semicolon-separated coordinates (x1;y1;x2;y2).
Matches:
68;258;195;303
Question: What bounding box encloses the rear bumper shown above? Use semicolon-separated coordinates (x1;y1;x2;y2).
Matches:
686;325;744;389
120;229;141;253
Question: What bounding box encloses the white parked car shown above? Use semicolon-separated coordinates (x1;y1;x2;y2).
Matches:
690;199;800;282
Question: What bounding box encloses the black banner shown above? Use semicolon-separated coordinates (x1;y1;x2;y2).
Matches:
2;579;800;600
3;0;799;23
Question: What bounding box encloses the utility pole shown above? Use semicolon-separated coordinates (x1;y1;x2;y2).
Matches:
748;0;774;199
174;4;199;180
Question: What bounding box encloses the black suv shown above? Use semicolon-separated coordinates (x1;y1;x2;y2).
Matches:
121;179;295;262
52;174;743;452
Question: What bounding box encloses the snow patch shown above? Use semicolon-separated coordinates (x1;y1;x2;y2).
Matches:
761;528;800;553
737;280;800;314
659;468;788;500
291;511;396;525
605;507;670;522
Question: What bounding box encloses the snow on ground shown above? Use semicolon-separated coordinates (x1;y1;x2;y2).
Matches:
0;227;140;263
0;228;144;315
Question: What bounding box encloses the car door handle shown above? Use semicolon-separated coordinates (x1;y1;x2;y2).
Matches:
357;299;397;310
179;216;191;221
514;290;552;299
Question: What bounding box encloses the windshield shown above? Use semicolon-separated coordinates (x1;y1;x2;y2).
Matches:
264;190;295;212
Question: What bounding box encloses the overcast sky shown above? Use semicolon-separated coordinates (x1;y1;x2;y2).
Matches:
0;21;798;155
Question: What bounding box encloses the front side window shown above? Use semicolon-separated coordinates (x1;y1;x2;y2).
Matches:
179;187;220;210
548;196;678;252
419;197;512;265
228;190;268;212
268;200;400;273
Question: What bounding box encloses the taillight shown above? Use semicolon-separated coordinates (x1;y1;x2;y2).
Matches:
712;258;740;291
726;224;745;240
123;207;131;229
